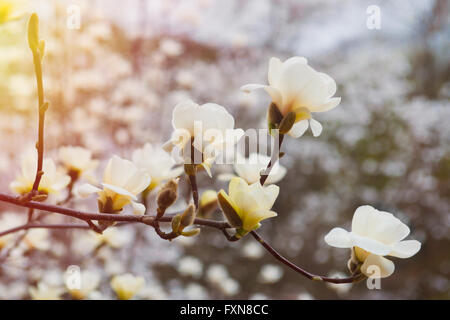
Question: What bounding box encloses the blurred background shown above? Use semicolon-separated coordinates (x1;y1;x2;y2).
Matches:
0;0;449;299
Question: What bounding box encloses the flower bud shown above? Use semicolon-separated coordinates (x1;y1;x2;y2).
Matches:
157;189;177;212
217;190;242;228
278;111;296;134
156;179;178;218
171;214;182;234
199;190;218;218
28;13;40;52
180;203;196;232
181;228;201;237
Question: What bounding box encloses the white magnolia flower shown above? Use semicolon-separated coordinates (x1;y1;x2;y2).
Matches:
64;270;101;300
77;156;151;215
218;177;279;233
29;282;65;300
242;56;341;138
91;227;131;249
0;212;49;251
110;273;145;300
324;205;421;278
132;143;183;190
259;264;284;284
58;146;98;180
177;256;203;279
10;150;70;195
22;228;51;251
219;153;286;185
163;100;243;176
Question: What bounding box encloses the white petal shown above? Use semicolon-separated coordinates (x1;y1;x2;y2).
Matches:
288;120;309;138
131;202;146;215
265;163;286;185
201;163;213;178
124;171;151;195
352;205;410;244
76;183;101;198
319;72;337;98
248;183;279;210
268;57;283;86
102;183;137;200
361;254;395;278
389;240;421;258
350;233;392;256
311;97;341;113
324;228;353;248
309;118;323;137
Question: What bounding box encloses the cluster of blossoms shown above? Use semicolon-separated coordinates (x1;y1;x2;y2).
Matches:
8;53;421;282
2;10;422;298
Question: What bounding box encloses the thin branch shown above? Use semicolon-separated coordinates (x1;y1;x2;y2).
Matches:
0;191;230;233
188;173;199;209
0;222;90;238
250;231;363;284
30;46;46;196
253;133;363;284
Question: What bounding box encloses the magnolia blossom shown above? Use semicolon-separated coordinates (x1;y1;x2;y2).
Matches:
110;273;145;300
10;150;70;195
242;56;341;138
22;228;51;251
64;270;101;300
90;227;131;249
58;146;98;180
218;177;279;232
29;282;64;300
324;205;421;278
219;153;286;185
0;212;50;251
132;143;183;190
77;156;150;215
163;100;243;176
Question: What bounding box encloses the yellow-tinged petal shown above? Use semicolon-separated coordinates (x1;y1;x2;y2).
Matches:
242;210;277;232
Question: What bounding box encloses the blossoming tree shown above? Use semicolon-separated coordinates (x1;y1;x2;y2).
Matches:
0;13;421;299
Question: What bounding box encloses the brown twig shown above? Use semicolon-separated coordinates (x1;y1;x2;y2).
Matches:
250;231;363;284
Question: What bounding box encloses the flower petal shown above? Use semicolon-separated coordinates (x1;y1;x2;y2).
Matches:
131;202;146;215
389;240;421;258
102;183;137;200
311;97;341;113
76;183;101;198
324;228;353;248
361;254;395;278
242;210;277;231
350;232;392;256
268;57;283;86
309;118;323;137
352;205;410;244
288;119;309;138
